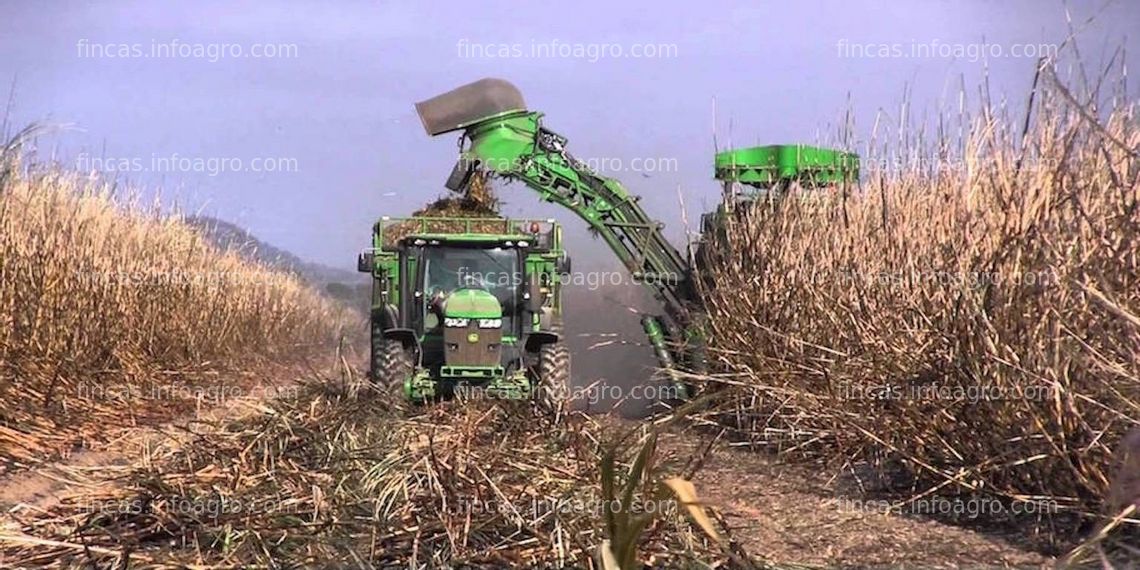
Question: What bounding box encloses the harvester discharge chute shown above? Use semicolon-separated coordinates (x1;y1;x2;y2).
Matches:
415;78;527;136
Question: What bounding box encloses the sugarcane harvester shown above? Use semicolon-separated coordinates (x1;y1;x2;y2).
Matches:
412;78;859;397
415;78;701;393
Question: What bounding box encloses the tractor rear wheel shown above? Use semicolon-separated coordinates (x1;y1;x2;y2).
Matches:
536;342;571;418
371;335;412;395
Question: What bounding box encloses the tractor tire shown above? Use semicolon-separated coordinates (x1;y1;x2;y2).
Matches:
371;336;412;395
536;342;571;418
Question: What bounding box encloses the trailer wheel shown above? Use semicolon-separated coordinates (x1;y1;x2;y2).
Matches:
536;342;571;419
371;336;412;395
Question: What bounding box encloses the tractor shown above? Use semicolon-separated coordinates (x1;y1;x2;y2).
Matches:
357;216;571;403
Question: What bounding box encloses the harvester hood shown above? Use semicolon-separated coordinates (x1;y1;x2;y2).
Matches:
441;288;504;369
442;288;502;320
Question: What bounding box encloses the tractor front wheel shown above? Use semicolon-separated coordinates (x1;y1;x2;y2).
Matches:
371;335;412;395
536;342;571;418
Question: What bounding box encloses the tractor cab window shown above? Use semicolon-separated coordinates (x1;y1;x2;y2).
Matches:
421;246;520;332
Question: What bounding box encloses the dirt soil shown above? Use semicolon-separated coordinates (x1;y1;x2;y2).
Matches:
656;430;1048;568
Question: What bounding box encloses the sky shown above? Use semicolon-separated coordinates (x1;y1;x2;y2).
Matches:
1;0;1137;270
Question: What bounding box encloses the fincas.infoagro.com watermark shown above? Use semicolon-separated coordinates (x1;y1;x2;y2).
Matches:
76;39;298;62
457;39;678;62
836;39;1057;62
76;152;299;177
455;267;682;292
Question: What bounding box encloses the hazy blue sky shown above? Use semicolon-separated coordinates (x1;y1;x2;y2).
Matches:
2;0;1137;268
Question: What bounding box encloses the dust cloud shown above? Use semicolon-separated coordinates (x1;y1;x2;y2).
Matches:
561;273;667;418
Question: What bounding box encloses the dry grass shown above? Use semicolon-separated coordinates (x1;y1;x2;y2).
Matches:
695;61;1139;555
0;363;731;569
0;132;351;468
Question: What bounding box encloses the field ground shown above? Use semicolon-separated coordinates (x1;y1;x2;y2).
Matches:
0;353;1057;568
0;361;310;517
668;433;1047;568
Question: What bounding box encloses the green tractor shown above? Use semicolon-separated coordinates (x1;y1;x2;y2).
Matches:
357;216;571;403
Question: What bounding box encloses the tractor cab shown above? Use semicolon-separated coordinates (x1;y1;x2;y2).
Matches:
412;238;524;382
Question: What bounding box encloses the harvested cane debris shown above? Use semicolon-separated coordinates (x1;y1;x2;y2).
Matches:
0;377;727;568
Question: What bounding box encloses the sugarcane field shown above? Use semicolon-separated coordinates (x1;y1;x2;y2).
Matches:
0;1;1138;568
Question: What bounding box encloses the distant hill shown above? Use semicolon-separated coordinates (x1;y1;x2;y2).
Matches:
184;216;369;312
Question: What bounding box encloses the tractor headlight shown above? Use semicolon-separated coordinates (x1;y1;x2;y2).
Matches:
477;318;502;329
444;317;470;328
